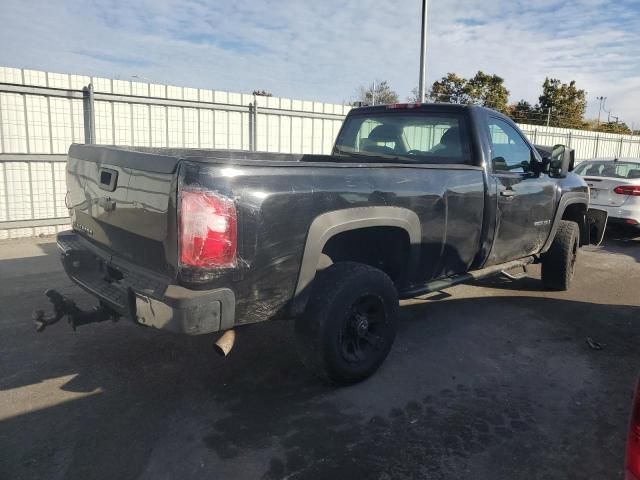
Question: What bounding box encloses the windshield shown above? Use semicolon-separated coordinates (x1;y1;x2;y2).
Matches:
333;111;472;164
574;161;640;179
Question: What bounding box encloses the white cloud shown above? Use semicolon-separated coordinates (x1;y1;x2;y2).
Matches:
1;0;638;126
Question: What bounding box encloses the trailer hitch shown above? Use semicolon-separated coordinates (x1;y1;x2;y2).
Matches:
32;289;118;332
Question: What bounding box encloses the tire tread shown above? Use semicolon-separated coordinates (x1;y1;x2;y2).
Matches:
541;220;579;290
295;262;398;384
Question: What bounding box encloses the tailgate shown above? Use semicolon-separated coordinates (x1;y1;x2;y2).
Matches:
584;176;632;207
66;145;180;276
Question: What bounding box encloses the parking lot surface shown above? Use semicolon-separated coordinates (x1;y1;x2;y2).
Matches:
1;232;639;480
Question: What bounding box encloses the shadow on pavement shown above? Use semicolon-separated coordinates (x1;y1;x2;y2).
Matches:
1;292;639;480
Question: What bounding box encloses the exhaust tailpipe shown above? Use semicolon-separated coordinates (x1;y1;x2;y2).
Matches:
214;329;236;357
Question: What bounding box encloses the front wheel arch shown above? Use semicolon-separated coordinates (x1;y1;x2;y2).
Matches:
541;194;589;254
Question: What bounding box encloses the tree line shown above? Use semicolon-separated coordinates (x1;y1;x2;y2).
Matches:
354;73;633;135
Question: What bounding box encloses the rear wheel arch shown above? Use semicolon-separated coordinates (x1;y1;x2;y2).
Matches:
291;207;421;314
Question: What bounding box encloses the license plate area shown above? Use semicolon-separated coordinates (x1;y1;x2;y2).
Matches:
61;250;130;313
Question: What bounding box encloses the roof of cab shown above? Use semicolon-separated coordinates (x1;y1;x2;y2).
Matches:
347;102;508;119
348;102;470;114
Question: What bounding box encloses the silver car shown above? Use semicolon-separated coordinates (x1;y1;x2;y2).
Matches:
574;158;640;231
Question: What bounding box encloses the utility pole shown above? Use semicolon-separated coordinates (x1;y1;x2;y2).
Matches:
546;107;552;127
603;103;612;125
596;96;606;125
418;0;429;103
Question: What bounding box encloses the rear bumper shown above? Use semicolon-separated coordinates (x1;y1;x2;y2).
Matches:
57;231;236;335
607;217;640;230
589;204;640;228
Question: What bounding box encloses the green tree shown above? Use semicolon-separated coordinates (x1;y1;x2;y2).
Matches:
598;121;632;134
428;73;469;104
537;78;587;128
425;71;509;113
355;80;399;105
465;71;510;113
508;100;535;124
407;86;422;103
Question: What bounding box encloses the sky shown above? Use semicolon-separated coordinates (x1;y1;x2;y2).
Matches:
0;0;638;127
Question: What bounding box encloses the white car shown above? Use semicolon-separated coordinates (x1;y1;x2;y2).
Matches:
574;157;640;231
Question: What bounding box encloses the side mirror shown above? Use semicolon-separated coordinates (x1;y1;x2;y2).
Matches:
548;144;574;178
525;158;545;177
529;157;546;176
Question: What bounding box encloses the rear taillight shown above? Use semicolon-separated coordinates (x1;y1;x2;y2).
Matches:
614;186;640;196
626;380;640;480
179;189;237;268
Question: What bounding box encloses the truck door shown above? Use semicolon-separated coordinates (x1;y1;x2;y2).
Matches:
485;116;557;265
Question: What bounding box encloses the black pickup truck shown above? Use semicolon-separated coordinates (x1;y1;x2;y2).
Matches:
37;103;605;384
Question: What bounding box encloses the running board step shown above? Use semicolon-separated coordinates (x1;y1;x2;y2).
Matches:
501;265;529;281
400;256;535;299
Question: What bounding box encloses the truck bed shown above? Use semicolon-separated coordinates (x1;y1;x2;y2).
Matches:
65;144;486;328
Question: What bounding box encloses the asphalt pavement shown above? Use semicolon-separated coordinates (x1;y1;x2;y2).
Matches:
0;231;639;480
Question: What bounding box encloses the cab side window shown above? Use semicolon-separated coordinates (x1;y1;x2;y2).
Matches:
487;118;532;173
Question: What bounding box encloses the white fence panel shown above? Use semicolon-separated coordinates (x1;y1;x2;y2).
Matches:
1;65;640;237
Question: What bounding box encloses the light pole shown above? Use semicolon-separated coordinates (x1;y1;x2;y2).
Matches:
418;0;429;103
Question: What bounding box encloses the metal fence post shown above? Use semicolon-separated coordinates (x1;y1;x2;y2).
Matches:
533;129;537;143
594;134;599;158
618;137;624;158
567;131;572;148
248;102;255;151
251;94;258;152
82;83;96;144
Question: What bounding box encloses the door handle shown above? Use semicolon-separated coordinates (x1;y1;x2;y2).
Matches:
500;189;515;198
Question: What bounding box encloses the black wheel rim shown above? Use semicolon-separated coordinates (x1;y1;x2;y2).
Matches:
339;294;386;364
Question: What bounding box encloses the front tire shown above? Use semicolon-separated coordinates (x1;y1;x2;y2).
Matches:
295;262;399;385
541;220;580;291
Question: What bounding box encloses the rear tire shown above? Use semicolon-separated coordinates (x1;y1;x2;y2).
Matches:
541;220;580;291
295;262;399;385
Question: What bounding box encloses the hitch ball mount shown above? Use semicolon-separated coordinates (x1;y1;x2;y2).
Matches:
32;289;118;332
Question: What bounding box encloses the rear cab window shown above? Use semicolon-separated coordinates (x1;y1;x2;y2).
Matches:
333;109;473;165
